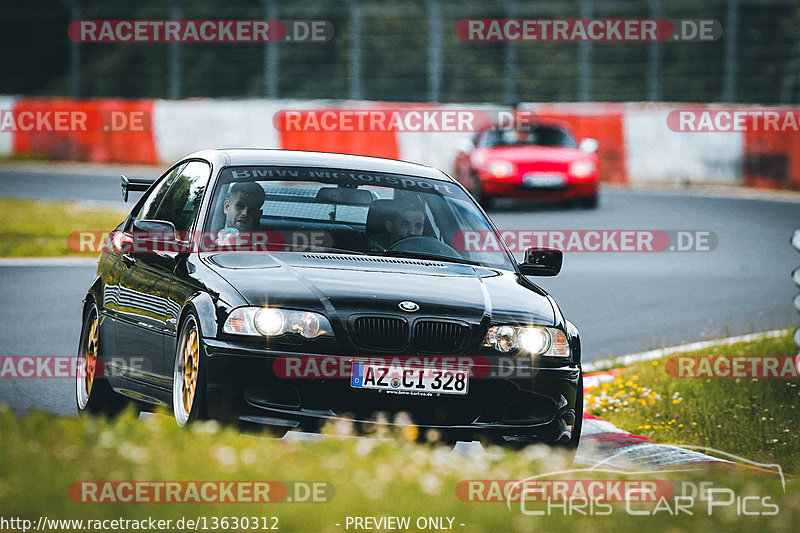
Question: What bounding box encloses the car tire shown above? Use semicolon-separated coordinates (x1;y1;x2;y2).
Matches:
566;375;584;449
172;312;208;427
575;195;598;209
553;375;584;461
76;300;127;417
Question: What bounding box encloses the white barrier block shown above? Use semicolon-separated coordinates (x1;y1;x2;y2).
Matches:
152;99;321;163
0;95;17;157
624;105;744;185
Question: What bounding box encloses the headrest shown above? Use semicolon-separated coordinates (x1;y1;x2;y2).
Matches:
365;199;398;236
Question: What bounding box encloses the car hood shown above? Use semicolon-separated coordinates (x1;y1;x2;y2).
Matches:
479;145;587;165
203;252;555;325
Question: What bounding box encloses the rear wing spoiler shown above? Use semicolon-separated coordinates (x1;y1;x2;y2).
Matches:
121;175;155;202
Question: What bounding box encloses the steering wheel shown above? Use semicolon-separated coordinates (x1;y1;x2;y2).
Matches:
385;235;463;260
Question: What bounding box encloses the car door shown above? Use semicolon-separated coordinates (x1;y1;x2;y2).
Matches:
114;161;211;392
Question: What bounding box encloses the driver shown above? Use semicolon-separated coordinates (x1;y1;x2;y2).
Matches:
217;182;266;249
222;182;266;231
385;203;425;244
514;128;530;144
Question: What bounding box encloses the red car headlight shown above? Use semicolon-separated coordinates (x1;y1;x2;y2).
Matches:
487;160;515;178
569;160;596;178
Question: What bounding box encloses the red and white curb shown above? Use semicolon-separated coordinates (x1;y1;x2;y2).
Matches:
576;414;732;469
577;330;791;471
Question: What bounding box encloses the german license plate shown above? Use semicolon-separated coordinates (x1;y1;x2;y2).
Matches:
522;172;565;188
350;363;468;395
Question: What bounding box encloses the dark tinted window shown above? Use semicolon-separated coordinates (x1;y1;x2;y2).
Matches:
204;166;514;270
483;126;575;148
133;163;187;223
154;161;212;232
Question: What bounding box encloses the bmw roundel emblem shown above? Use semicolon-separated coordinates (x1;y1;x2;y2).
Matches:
399;301;419;312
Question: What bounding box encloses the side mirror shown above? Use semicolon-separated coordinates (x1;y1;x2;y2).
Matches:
579;138;599;153
519;247;562;276
132;219;178;242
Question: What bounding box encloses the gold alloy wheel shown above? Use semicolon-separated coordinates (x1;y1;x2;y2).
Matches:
76;305;99;411
85;315;98;395
182;328;199;414
173;316;201;426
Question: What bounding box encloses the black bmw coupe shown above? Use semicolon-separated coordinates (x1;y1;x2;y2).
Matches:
77;149;583;449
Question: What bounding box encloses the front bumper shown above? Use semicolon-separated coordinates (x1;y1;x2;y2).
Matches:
480;175;598;201
202;339;582;444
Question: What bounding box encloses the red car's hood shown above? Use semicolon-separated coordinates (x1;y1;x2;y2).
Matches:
478;145;588;164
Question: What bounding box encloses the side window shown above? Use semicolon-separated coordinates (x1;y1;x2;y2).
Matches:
133;163;187;223
154;161;212;232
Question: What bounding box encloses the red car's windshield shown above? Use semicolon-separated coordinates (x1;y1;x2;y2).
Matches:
481;126;576;148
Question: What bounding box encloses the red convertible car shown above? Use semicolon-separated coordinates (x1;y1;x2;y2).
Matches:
453;121;599;208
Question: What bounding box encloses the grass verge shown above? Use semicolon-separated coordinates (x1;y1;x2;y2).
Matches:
0;197;126;257
0;402;796;530
0;334;797;530
585;331;800;472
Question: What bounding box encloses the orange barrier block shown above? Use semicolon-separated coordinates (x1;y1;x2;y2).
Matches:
275;109;399;160
10;98;157;164
743;110;800;190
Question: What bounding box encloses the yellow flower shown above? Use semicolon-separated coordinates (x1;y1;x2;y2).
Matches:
652;361;659;366
402;424;419;442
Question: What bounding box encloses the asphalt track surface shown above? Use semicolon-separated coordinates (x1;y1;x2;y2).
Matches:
1;166;799;418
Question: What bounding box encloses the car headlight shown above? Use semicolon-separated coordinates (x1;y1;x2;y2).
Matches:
484;325;569;357
488;160;514;178
569;160;596;178
223;307;332;338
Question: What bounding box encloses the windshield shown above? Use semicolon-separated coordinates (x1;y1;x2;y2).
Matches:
205;166;514;270
482;126;575;148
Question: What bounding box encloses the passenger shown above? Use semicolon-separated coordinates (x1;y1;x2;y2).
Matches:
366;197;426;251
